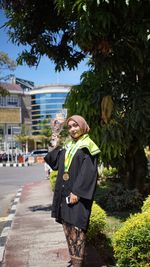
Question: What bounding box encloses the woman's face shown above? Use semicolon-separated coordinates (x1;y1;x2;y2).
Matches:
67;120;83;140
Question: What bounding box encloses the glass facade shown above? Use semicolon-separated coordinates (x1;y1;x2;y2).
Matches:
30;86;70;135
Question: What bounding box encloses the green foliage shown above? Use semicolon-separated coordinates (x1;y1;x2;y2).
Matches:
95;183;143;212
87;201;107;243
15;124;30;144
2;0;150;73
39;118;52;137
101;166;118;178
49;170;57;191
113;212;150;267
0;85;9;96
0;50;16;95
2;0;85;71
141;194;150;213
99;121;127;163
86;201;115;265
65;72;104;148
0;51;16;71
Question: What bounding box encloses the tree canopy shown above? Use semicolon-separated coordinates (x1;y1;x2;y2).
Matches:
0;51;16;72
0;51;16;95
1;0;150;190
1;0;149;73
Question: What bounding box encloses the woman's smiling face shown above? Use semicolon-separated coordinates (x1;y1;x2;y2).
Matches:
67;119;83;140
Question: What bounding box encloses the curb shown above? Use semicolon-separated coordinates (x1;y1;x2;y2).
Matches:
0;162;31;167
0;188;22;262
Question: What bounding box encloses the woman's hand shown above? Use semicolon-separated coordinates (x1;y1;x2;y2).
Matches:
50;134;60;148
70;192;79;204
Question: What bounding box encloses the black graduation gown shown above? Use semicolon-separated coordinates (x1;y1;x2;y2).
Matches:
44;146;98;231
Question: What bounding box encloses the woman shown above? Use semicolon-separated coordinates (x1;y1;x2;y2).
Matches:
44;115;100;267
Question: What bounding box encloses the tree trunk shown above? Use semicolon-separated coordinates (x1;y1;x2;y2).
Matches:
120;143;148;192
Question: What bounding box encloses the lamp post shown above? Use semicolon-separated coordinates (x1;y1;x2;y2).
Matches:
11;126;13;162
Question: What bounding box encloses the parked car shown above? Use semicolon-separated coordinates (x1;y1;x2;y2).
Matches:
0;153;13;162
25;149;48;162
29;149;48;157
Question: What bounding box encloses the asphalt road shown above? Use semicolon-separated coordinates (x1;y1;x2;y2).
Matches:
0;163;46;233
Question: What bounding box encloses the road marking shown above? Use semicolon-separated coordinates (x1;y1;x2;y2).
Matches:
11;204;17;210
0;246;5;262
0;217;7;223
0;186;22;263
7;214;14;221
1;227;10;237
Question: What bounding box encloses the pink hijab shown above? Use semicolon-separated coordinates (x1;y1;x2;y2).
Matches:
67;115;90;134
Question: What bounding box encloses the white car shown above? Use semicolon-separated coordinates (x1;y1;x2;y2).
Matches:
25;149;48;161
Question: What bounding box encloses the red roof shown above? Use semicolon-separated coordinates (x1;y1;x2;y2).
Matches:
0;82;23;93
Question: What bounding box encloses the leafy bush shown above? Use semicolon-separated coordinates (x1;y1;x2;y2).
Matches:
96;183;143;212
102;166;118;178
87;201;107;243
113;212;150;267
49;170;57;191
142;194;150;213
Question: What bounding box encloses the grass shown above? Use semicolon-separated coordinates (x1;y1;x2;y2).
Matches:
105;215;123;238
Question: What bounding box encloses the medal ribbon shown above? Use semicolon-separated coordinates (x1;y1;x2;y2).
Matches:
64;134;100;173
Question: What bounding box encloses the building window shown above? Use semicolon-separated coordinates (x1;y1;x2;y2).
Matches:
0;96;6;106
0;125;4;136
6;95;20;107
7;126;12;135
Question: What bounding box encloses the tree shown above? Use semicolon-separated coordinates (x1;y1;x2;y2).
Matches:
37;118;52;148
0;51;16;95
40;118;52;138
0;0;85;71
15;124;31;153
1;0;150;191
65;70;149;191
0;51;16;96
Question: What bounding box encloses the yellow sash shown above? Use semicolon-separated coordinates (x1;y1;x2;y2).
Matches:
64;134;100;173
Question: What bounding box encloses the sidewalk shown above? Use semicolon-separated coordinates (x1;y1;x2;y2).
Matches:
1;180;104;267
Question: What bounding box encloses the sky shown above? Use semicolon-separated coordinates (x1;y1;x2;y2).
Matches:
0;9;88;86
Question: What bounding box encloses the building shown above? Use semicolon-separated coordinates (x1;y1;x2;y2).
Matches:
0;81;71;152
30;84;71;136
0;82;32;153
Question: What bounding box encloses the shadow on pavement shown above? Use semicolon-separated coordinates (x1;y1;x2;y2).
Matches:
29;204;52;212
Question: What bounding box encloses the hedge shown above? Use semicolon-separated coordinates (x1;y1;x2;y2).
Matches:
141;194;150;213
113;212;150;267
49;170;57;191
87;201;107;243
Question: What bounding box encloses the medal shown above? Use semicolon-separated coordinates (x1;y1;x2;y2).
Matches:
63;172;69;181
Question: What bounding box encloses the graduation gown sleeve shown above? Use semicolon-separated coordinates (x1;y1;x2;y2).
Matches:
44;146;61;170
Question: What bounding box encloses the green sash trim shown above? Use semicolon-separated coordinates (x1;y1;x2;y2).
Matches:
64;134;100;172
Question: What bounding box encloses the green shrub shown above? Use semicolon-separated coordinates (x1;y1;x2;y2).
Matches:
142;194;150;213
102;166;118;178
49;170;57;191
87;201;107;243
113;212;150;267
96;183;143;212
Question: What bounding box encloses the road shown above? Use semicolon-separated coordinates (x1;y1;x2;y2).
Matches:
0;163;46;234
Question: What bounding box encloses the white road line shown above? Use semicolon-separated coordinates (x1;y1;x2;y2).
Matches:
0;247;5;262
1;227;11;237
